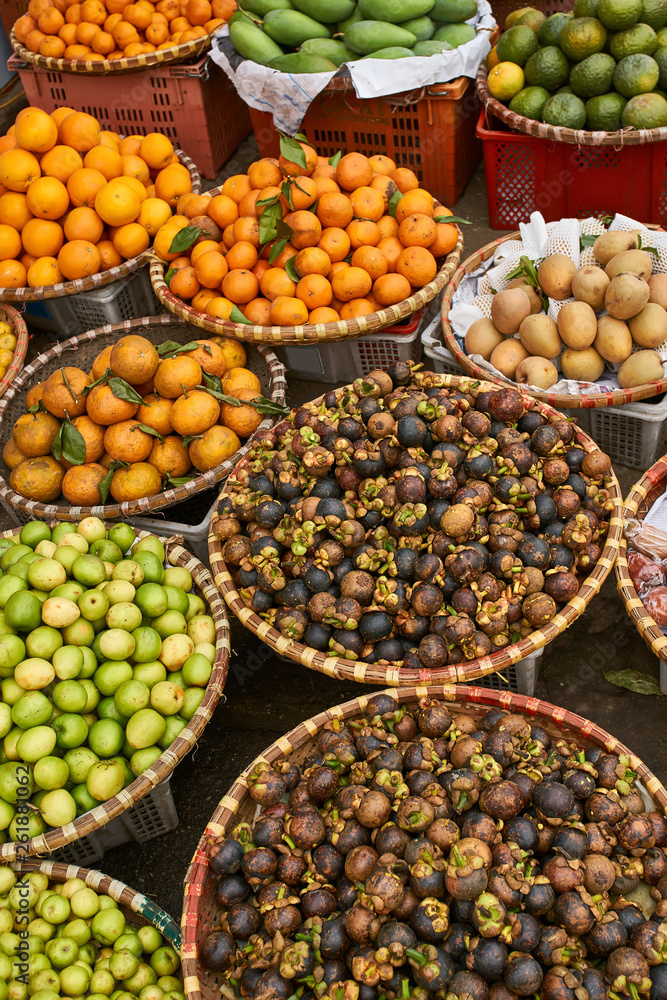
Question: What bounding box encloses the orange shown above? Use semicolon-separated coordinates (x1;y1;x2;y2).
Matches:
0;136;16;155
377;215;399;239
118;135;142;156
86;382;139;424
188;424;240;472
346;219;379;249
221;173;251;204
109;461;162;502
231;216;260;248
219;385;263;436
396;246;438;288
84;144;123;180
222;267;258;304
182;339;226;377
137;391;173;435
76;21;101;45
185;0;211;21
154;162;192;207
152;217;190;262
95;180;140;226
103;419;155;462
112;222;150;259
281;176;317;211
293;246;331;278
238;187;265;219
15;14;38;43
373;272;411;306
351;245;388;281
316;192;353;229
146;20;169;43
97;239;123;270
369;174;397;207
22;220;65;264
27;255;62;287
92;28;115;52
69;414;105;464
10;454;65;503
295;274;332;310
0;149;41;192
252;259;270;281
191;288;218;312
331;266;372;303
25;382;45;409
115;175;147;203
137;197;172;236
0;226;21;262
110;334;160;384
190;239;220;265
4;438;27;470
194;249;228;289
137;133;173;172
340;298;375;320
317;227;350;262
178;192;212;219
312;176;340;197
59;112;101;153
61;463;108;505
391;167;419;194
398;213;437;249
336;152;373;192
268;295;308;327
14;108;58;154
309;306;340;324
57;239;101;280
119;154;149;187
278;141;317;178
64;205;104;243
212;336;246;370
247;157;282;191
0;192;33;231
92;343;114;380
225;241;258;271
123;2;152;27
170;388;219;435
285;210;322;250
26;28;47;50
42;366;90;418
50;107;75;127
243;297;271;325
204;297;234;320
369;154;396;176
169;265;199;300
377;236;403;273
67;167;107;207
349;186;385;222
0;259;27;288
429;222;458;257
153;354;202;398
148;434;191;478
13;410;61;457
41;144;83;183
395;189;434;223
25;176;69;221
39;36;67;56
81;0;107;22
220;366;260;396
259;267;295;302
64;44;93;58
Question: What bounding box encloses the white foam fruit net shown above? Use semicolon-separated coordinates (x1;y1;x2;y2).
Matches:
449;211;667;395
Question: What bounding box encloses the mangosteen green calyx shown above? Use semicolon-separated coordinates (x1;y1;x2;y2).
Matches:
221;368;615;670
202;694;667;1000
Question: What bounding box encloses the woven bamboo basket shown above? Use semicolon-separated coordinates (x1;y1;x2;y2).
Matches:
208;373;623;687
150;200;463;344
182;684;667;1000
10;25;216;75
0;313;286;523
0;303;28;401
441;231;667;408
615;454;667;664
10;859;180;948
0;525;230;861
476;60;667;145
0;151;200;303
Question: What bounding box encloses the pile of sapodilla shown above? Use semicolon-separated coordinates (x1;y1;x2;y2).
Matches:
465;231;667;390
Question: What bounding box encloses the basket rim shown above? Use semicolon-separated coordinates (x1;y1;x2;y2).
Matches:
0;314;287;521
181;682;667;1000
207;372;623;687
0;150;201;303
10;26;214;75
440;230;667;408
0;303;28;401
150;197;463;343
10;859;181;948
476;60;667;146
0;526;230;861
615;454;667;664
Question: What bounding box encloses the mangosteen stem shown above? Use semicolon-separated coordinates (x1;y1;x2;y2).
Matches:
283;835;297;850
450;846;464;867
401;980;411;1000
406;949;428;966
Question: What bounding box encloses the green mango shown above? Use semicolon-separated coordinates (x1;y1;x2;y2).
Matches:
361;45;416;56
345;20;418;52
412;38;453;53
229;19;285;63
291;0;356;22
400;15;435;40
300;37;355;64
241;0;294;14
268;52;338;70
339;6;363;29
264;8;331;44
358;0;434;22
431;0;477;21
433;21;476;44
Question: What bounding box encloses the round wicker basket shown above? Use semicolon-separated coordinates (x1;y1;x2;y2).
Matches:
181;684;667;1000
440;231;667;408
0;524;230;861
150;194;463;343
0;303;28;401
208;373;623;687
476;60;667;146
0;150;200;303
9;859;180;948
615;454;667;665
0;313;286;523
11;25;216;75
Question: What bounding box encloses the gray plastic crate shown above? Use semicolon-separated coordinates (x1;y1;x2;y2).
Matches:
127;488;217;569
587;394;667;471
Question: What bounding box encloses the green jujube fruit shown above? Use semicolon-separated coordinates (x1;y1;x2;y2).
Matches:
263;9;331;45
229;19;284;64
361;45;416;56
432;22;476;44
358;0;434;23
268;51;337;70
430;0;477;21
241;0;294;13
291;0;356;21
299;37;355;64
345;20;418;52
400;15;435;40
412;38;453;53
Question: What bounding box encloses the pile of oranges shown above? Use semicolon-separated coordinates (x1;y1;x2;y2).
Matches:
15;0;235;62
0;106;193;289
0;322;18;383
154;140;460;327
4;333;262;507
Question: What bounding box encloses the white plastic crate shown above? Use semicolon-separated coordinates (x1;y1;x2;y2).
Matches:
276;326;422;384
128;489;217;569
53;779;178;866
23;265;159;338
587;394;667;470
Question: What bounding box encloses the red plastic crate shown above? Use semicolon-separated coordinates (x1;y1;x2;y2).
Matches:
8;53;251;179
249;76;482;209
477;109;667;229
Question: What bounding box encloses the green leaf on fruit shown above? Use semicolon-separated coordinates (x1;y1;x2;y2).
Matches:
256;192;281;209
134;423;164;441
387;190;402;218
165;473;196;486
604;669;663;696
165;267;176;287
182;435;203;448
268;237;289;264
279;132;307;172
202;371;223;393
108;377;144;405
52;417;86;466
285;256;300;284
231;305;252;326
168;226;202;254
28;399;47;414
580;234;598;249
434;215;470;225
157;340;201;357
328;151;342;167
98;461;127;504
281;180;294;211
259;199;284;247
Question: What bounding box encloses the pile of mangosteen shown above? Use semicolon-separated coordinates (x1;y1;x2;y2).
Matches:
200;693;667;1000
214;365;616;670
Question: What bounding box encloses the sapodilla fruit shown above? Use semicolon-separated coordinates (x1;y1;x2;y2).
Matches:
464;318;504;360
490;287;531;334
489;338;530;378
618;349;664;388
537;254;577;301
560;346;605;382
557;301;597;350
628;303;667;348
605;248;653;280
594;315;633;364
648;273;667;309
605;271;650;320
571;265;609;312
515;356;559;389
592;230;638;265
518;314;561;358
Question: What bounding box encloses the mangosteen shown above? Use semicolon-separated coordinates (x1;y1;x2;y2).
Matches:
531;425;561;456
489;389;524;424
544;572;579;604
359;611;392;643
200;930;236;971
466;937;509;981
517;535;550;569
503;954;543;996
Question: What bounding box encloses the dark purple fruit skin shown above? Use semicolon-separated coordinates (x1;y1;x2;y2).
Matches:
200;931;236;971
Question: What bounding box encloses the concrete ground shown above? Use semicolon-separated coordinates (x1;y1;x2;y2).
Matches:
0;76;664;920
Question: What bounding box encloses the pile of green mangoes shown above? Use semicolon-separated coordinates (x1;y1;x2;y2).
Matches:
229;0;480;72
0;517;217;845
0;866;183;1000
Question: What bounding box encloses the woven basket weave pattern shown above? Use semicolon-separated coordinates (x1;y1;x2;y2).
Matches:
181;685;667;1000
0;525;230;861
208;373;623;687
0;303;28;401
0;314;286;522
